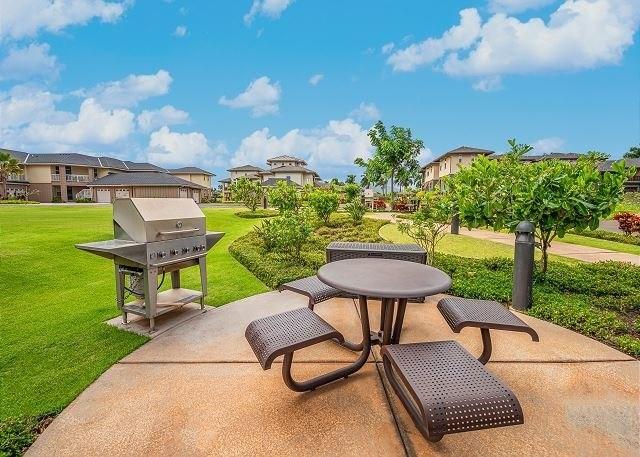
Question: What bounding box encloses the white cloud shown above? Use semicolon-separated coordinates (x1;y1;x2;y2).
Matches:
533;137;565;154
388;0;640;87
73;70;172;108
146;126;228;167
381;42;395;54
0;43;60;81
219;76;281;117
244;0;294;25
0;85;70;128
24;98;134;145
137;105;189;132
173;25;187;37
230;118;373;178
0;0;128;40
472;76;503;91
349;102;381;122
387;8;482;72
308;73;324;86
418;147;434;165
489;0;557;14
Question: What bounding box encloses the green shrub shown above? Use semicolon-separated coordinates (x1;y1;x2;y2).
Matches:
0;413;55;457
343;183;361;202
254;210;313;260
74;198;93;203
569;229;640;246
51;197;63;203
307;189;339;224
267;180;302;213
344;200;366;223
0;199;39;205
610;335;640;357
229;177;264;212
235;209;278;219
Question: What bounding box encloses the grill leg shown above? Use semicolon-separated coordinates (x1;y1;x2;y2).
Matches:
478;328;493;364
280;295;372;392
144;267;158;332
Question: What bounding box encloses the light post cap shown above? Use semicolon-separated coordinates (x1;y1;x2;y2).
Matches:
515;221;535;233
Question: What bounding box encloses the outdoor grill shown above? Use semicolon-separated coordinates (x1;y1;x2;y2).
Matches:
76;198;224;331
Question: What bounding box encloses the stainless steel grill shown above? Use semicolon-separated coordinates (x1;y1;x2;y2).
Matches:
76;198;224;331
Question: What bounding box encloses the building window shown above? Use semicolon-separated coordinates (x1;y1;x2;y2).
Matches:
65;165;72;175
459;158;462;163
93;169;98;179
54;165;60;174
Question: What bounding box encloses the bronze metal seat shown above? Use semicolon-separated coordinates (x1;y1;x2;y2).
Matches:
381;341;524;442
278;275;342;309
437;297;539;364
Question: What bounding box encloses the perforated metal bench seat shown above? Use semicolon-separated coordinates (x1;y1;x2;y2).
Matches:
278;275;342;309
437;297;539;364
245;307;344;370
381;341;524;442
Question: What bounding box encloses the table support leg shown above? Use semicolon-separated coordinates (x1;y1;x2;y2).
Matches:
281;295;372;392
382;298;395;345
478;328;492;364
391;298;407;344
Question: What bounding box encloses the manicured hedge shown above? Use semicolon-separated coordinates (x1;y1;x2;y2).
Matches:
0;199;39;205
569;229;640;246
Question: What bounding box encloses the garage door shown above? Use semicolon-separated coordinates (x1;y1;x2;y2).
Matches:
96;189;111;203
179;188;188;199
115;189;130;199
192;190;200;203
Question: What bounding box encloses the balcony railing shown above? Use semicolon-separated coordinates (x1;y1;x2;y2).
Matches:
51;174;60;181
66;174;90;182
7;173;26;181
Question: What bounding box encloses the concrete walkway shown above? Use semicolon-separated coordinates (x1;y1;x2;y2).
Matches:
28;291;639;456
368;213;640;265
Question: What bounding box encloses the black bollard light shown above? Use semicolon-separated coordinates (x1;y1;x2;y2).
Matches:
450;213;460;235
512;221;535;311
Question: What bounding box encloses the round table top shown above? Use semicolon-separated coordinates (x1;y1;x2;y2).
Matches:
317;258;452;299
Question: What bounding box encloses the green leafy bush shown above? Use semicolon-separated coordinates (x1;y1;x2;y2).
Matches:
569;229;640;246
229;177;264;212
343;183;361;202
51;197;63;203
254;210;313;260
267;180;302;213
344;200;366;223
235;209;278;219
0;413;55;457
307;189;339;224
0;199;39;205
74;198;93;203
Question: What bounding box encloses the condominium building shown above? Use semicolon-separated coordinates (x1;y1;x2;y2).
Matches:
0;148;214;203
422;146;494;190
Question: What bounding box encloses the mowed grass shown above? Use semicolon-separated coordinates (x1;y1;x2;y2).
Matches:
0;205;267;421
379;224;578;264
558;233;640;256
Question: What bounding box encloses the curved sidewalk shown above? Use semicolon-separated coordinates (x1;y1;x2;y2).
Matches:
28;291;639;456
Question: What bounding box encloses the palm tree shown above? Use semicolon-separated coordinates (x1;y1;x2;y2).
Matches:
0;152;22;199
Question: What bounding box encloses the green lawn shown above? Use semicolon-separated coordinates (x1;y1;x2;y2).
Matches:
557;233;640;256
0;206;267;422
379;224;578;264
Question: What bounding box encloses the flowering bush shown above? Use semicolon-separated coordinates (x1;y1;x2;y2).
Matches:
613;212;640;236
372;199;386;210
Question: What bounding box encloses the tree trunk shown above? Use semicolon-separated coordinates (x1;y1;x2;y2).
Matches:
390;170;395;208
540;237;549;274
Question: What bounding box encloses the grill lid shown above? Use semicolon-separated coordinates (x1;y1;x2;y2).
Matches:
113;198;206;242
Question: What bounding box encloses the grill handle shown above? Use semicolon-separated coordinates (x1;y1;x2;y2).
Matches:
157;228;200;237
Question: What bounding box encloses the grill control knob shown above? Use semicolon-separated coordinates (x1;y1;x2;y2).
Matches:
200;244;206;251
182;247;190;254
170;249;178;256
158;251;167;258
193;245;199;252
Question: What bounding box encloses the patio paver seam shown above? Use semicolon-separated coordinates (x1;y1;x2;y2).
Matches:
117;360;381;364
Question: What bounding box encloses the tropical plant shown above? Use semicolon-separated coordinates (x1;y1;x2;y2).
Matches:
254;209;313;260
267;180;301;213
613;212;640;236
623;146;640;159
355;121;423;206
229;177;263;212
398;190;451;265
344;200;366;223
343;183;361;202
447;139;634;273
345;174;357;184
307;189;340;224
0;152;22;199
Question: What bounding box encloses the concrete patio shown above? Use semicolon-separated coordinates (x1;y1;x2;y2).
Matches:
28;291;639;456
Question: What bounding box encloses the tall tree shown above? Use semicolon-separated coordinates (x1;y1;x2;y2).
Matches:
448;139;633;273
229;177;263;212
0;152;22;199
361;121;423;206
345;174;356;184
624;146;640;159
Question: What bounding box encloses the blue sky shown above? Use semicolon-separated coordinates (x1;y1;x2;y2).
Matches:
0;0;639;183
